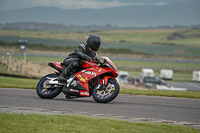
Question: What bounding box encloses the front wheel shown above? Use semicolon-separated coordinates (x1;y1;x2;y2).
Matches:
92;78;120;103
36;73;62;99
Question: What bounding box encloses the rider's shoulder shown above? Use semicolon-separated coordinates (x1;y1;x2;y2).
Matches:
78;43;87;50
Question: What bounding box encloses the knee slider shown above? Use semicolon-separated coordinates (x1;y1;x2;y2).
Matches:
72;61;79;68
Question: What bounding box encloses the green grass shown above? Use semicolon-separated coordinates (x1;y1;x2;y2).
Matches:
10;55;199;69
120;89;200;99
167;38;200;46
0;76;39;89
1;32;200;57
1;29;200;46
12;55;63;62
1;29;200;57
113;60;200;69
0;113;199;133
99;32;169;44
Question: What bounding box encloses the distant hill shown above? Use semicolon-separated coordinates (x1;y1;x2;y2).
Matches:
0;0;199;27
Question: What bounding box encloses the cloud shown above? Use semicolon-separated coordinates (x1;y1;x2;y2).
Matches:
152;2;166;6
69;0;134;9
32;0;139;9
0;0;167;10
46;0;167;9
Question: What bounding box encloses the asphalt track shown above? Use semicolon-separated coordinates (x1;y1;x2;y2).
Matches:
166;82;200;91
0;88;200;126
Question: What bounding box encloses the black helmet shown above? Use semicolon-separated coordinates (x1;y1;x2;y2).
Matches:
86;34;101;51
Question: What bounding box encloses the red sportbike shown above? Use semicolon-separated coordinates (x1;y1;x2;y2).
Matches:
36;56;120;103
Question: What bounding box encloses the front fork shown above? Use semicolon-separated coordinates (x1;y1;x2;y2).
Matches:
99;76;116;85
96;76;116;90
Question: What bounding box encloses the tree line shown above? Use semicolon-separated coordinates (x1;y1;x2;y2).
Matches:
0;22;200;31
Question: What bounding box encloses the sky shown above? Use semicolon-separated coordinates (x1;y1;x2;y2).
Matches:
0;0;182;11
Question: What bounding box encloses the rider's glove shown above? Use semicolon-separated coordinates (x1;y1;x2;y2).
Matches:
85;56;92;62
92;57;100;64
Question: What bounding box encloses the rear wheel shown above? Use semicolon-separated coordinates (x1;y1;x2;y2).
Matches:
36;73;62;99
92;78;120;103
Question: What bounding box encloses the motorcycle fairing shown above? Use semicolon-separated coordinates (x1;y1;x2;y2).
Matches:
74;66;113;93
81;61;98;68
99;76;116;85
48;62;63;72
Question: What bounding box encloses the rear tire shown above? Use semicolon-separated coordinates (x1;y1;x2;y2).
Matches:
92;78;120;103
36;73;62;99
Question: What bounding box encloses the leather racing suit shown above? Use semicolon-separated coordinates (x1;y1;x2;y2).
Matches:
59;43;98;81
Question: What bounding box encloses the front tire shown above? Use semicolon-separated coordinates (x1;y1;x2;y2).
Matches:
36;73;62;99
92;78;120;103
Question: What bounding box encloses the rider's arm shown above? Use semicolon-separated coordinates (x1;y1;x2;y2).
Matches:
76;44;92;62
86;51;100;63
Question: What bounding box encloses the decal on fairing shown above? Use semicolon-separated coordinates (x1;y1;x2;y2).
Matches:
56;64;61;68
82;70;96;77
69;89;79;93
79;90;89;96
77;74;88;83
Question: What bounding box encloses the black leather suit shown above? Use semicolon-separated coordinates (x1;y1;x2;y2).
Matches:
62;43;98;77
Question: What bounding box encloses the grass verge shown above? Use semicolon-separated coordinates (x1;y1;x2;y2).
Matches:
0;76;200;99
120;89;200;99
0;76;39;89
0;113;199;133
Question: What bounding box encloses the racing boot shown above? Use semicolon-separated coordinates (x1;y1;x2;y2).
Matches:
58;68;68;83
58;72;66;83
65;75;75;87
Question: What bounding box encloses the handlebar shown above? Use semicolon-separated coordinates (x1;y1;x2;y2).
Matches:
86;58;107;66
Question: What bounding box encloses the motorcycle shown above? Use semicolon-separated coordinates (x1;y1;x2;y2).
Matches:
36;56;120;103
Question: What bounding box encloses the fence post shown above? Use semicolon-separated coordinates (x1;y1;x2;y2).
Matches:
7;53;12;73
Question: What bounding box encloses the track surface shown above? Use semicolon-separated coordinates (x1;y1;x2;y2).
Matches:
0;88;200;124
167;82;200;91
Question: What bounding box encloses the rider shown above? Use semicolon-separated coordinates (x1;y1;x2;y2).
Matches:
58;34;101;83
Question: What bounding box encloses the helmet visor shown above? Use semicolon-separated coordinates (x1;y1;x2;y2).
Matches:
91;42;100;51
